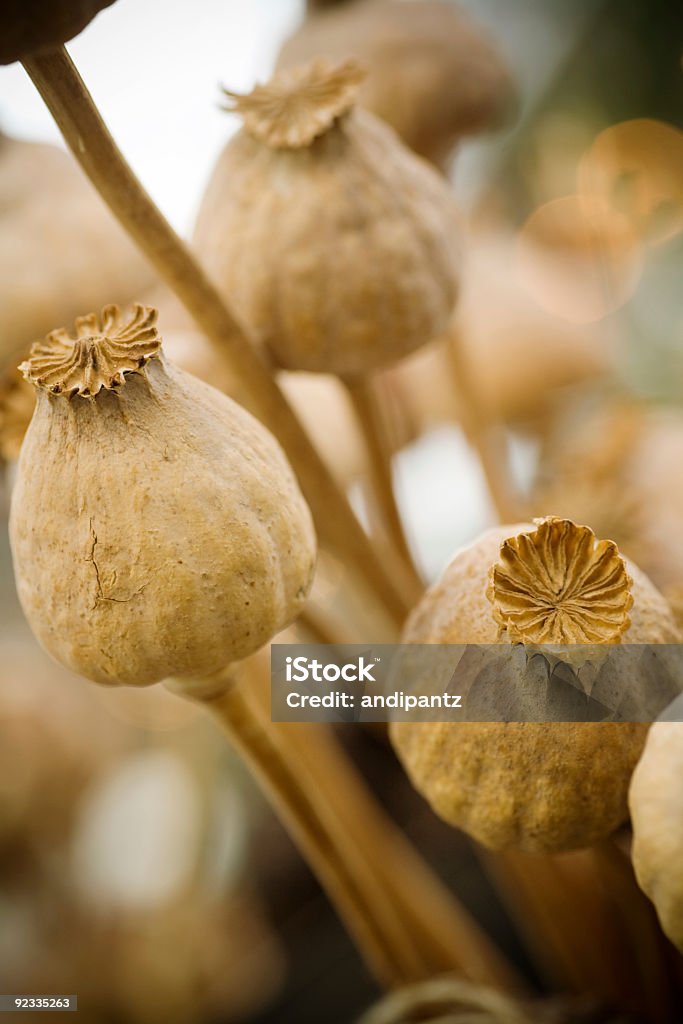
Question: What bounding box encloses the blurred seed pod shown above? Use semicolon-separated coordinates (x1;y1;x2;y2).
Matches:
533;402;683;592
0;0;115;64
278;0;515;170
0;134;155;363
385;231;616;439
390;518;679;853
194;59;461;376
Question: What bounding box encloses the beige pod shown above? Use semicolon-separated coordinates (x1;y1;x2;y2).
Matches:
0;133;155;363
193;59;461;376
10;304;316;687
630;722;683;953
278;1;514;170
390;517;680;853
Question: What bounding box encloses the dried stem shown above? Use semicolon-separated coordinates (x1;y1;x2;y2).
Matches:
482;843;680;1023
343;374;424;601
185;665;523;992
22;46;409;630
447;325;519;523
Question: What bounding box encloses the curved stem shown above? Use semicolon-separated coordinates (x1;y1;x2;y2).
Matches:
176;666;523;992
22;46;409;631
343;374;424;601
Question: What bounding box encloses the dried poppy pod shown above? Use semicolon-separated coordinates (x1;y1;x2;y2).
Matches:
278;1;514;170
630;722;683;954
1;0;115;64
193;59;461;376
0;133;155;362
10;304;316;687
533;403;683;592
391;517;679;853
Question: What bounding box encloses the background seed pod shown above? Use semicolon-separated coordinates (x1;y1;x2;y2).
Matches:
391;520;680;853
533;402;683;592
193;61;461;376
278;0;514;170
629;721;683;954
0;134;155;364
0;0;116;64
10;306;316;687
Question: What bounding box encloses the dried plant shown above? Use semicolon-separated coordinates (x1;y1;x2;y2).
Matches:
391;518;679;853
10;304;316;685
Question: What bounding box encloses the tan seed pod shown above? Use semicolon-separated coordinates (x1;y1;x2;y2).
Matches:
629;722;683;954
0;133;155;362
385;231;615;439
0;0;115;64
1;329;369;493
391;517;680;853
10;304;316;687
533;402;683;592
193;59;461;376
278;1;514;170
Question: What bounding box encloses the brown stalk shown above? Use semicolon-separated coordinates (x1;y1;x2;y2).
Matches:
185;664;523;992
482;843;679;1023
447;324;519;523
343;374;424;600
22;46;410;630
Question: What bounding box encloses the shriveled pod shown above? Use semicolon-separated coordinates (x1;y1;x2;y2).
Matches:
385;231;615;438
10;304;316;687
0;0;115;64
390;517;680;853
193;59;461;377
278;0;514;170
0;133;155;361
533;402;683;592
630;722;683;954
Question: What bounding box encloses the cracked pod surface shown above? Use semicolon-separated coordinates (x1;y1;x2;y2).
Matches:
9;305;316;687
194;60;461;376
391;518;680;853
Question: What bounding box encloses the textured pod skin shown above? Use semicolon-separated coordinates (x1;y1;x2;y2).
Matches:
10;345;316;687
0;136;155;362
278;1;513;169
1;0;115;64
194;106;461;375
630;722;683;953
391;523;680;853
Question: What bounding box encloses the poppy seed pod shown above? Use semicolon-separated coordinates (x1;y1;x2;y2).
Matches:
391;517;680;853
194;59;461;376
0;134;155;362
0;0;116;65
630;722;683;954
10;304;316;687
278;1;514;170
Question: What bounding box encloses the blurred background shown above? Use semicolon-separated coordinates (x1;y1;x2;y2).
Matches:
0;0;682;1021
